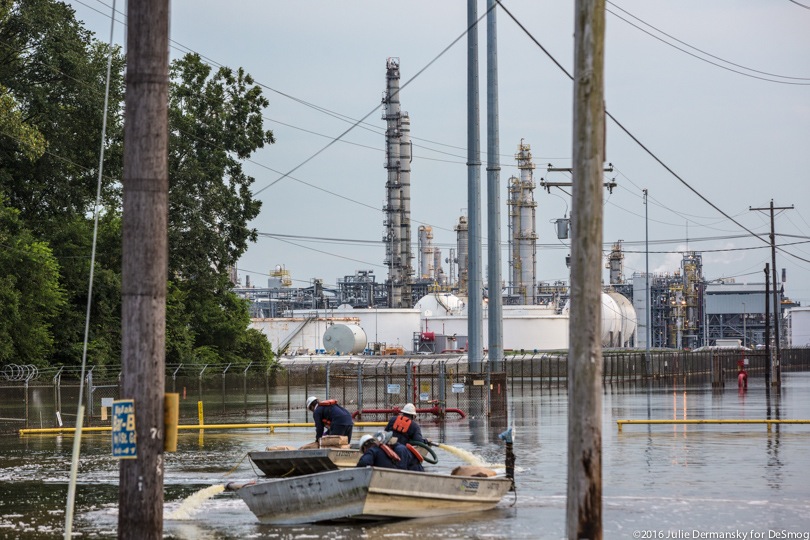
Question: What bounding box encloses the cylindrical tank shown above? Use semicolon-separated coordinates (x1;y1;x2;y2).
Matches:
607;291;637;347
323;324;368;355
563;293;636;347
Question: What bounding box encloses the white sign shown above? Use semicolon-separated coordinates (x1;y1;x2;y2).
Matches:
452;383;465;394
387;384;401;394
101;397;114;408
419;392;430;401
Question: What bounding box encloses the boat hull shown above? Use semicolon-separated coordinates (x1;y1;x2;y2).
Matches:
235;467;512;525
248;448;360;477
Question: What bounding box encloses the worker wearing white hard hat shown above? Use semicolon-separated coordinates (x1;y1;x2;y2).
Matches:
356;431;421;471
385;402;427;446
306;396;354;443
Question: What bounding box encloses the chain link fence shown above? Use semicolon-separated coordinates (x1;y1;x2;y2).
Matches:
2;348;809;432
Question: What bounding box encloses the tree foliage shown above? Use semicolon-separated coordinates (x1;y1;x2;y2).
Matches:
0;1;276;369
0;196;65;365
168;53;274;282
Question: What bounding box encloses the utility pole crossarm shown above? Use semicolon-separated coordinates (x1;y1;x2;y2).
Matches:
749;200;793;388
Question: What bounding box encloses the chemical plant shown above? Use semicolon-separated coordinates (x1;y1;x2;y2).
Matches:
233;58;803;357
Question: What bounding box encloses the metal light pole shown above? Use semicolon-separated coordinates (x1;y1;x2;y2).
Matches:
644;189;650;366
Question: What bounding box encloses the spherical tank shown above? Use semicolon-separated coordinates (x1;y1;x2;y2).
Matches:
323;324;368;355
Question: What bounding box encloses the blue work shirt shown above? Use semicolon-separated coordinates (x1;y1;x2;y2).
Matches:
313;402;354;442
394;443;424;472
356;443;424;472
356;445;399;469
385;414;424;446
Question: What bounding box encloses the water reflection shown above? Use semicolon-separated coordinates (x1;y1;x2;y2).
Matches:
2;374;810;538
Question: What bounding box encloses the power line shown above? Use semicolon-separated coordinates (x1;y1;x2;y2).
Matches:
606;1;810;83
252;4;495;197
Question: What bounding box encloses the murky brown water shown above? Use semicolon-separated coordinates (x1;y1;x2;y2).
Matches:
2;374;810;539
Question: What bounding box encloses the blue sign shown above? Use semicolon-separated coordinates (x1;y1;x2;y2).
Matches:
112;399;137;459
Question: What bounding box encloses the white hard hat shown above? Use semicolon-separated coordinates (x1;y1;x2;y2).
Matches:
306;396;318;410
359;434;375;448
402;403;417;416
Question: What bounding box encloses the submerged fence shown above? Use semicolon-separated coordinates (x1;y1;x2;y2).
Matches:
2;348;809;432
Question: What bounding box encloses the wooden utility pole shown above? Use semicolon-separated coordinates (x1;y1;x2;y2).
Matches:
118;1;169;538
750;200;793;388
568;1;605;539
764;264;771;387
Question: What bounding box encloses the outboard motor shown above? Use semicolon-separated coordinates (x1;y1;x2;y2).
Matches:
498;427;515;491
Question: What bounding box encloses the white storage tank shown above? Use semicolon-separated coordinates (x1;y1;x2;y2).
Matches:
562;292;637;347
607;291;637;347
323;324;368;355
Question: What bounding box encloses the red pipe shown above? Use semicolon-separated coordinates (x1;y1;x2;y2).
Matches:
352;405;466;420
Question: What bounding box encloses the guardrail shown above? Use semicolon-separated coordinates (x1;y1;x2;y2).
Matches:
616;419;810;432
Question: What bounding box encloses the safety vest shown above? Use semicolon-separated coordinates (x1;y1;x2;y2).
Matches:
405;443;424;463
392;414;412;433
380;443;401;462
318;400;338;426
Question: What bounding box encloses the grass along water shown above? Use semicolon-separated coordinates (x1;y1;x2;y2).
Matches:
167;484;225;520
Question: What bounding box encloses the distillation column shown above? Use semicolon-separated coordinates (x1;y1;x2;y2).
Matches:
606;241;625;285
681;252;703;349
455;216;469;295
418;225;434;279
382;57;413;307
507;140;537;305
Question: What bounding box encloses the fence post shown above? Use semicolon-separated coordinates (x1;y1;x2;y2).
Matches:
286;367;291;423
198;364;207;402
243;362;252;418
357;363;363;418
86;368;94;426
383;361;389;410
438;361;446;417
326;362;331;399
172;363;182;393
221;363;231;413
53;367;64;428
405;361;413;406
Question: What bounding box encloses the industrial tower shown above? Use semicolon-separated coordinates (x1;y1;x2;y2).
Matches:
507;140;538;305
455;216;469;295
606;241;625;285
382;57;414;307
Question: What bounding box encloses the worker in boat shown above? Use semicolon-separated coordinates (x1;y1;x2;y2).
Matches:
385;402;428;446
356;431;423;472
307;396;354;444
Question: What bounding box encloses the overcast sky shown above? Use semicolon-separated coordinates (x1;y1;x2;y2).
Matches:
68;0;810;307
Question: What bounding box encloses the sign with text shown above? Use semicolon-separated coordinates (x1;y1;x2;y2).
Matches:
452;383;465;394
111;399;137;459
386;384;401;394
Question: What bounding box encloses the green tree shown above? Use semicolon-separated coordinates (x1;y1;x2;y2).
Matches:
0;196;65;365
0;3;275;368
168;53;274;281
0;0;125;222
0;0;125;367
165;53;275;367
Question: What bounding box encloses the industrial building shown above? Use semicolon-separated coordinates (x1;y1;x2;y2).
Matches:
235;58;797;356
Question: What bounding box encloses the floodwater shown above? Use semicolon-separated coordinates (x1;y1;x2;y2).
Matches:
2;374;810;539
